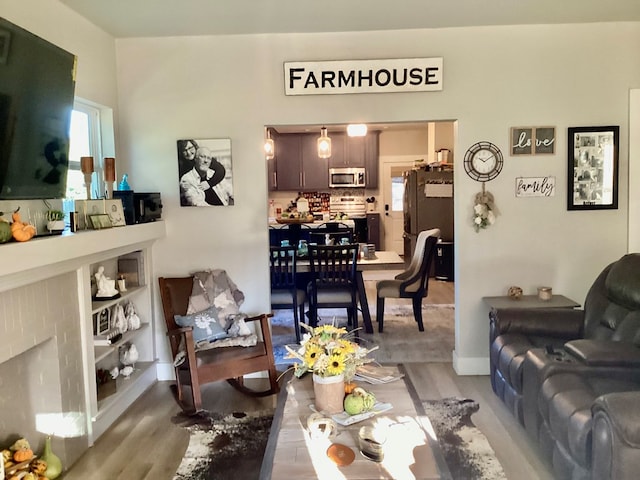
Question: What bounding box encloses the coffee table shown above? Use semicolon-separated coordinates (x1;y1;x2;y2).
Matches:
259;365;447;479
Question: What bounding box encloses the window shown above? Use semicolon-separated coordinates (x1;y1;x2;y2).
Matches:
66;99;106;201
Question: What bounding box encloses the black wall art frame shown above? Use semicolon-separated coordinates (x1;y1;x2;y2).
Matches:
567;125;619;211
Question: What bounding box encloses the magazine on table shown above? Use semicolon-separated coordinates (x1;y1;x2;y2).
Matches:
354;364;405;384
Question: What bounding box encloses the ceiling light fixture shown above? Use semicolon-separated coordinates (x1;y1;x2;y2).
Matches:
347;124;368;137
317;126;331;159
264;128;275;160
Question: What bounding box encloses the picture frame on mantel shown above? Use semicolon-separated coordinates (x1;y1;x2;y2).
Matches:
567;125;619;211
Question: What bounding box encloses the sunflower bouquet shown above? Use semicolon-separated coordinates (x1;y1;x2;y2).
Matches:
285;322;377;380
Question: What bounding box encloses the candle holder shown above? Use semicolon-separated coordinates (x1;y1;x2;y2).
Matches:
80;156;94;200
104;157;116;199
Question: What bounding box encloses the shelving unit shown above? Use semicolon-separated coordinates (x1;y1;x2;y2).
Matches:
80;240;159;444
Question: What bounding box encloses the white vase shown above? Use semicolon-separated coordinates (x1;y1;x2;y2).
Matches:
313;373;345;414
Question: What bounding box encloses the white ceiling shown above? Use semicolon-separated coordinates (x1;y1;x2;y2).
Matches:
59;0;640;38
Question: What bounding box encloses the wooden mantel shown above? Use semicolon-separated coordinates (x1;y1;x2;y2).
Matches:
0;221;166;293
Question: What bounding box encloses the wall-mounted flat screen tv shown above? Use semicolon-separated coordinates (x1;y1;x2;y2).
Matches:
0;17;76;199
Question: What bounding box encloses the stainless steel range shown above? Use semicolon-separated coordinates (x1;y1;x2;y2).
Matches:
329;194;366;219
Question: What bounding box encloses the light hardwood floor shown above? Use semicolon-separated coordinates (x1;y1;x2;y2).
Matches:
64;278;555;479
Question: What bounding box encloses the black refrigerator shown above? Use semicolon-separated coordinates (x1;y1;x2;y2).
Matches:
403;168;454;279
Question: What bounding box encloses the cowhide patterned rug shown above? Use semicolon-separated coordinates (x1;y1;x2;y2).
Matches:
172;398;505;480
423;397;507;480
172;409;273;480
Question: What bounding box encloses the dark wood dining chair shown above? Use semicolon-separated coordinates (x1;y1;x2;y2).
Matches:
269;245;306;342
158;276;279;413
376;228;441;332
307;244;360;330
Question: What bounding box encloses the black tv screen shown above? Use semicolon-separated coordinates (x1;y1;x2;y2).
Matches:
0;17;76;199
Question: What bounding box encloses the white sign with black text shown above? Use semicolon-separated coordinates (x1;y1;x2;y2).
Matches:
284;58;443;96
515;176;556;197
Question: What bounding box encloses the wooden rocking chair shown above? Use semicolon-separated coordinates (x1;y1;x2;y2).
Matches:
158;276;279;413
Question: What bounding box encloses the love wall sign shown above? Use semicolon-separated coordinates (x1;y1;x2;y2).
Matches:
510;126;556;155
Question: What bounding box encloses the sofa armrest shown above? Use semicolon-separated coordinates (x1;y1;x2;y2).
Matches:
592;392;640;479
565;339;640;367
489;307;584;341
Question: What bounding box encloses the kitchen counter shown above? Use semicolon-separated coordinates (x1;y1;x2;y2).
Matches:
268;219;355;228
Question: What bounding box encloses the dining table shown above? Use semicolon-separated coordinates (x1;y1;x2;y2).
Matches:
295;250;405;334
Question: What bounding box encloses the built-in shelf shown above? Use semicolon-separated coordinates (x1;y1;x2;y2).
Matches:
93;362;156;422
94;323;150;363
91;285;145;314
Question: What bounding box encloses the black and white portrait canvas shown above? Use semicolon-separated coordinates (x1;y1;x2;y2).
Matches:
177;138;234;207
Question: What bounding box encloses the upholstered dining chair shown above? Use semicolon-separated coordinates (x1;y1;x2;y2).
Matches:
307;243;360;330
158;275;279;413
269;245;306;342
376;228;441;333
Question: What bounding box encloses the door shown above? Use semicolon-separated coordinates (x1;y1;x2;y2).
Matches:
381;158;416;256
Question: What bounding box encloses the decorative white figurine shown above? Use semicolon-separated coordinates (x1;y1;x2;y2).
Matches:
120;366;134;378
125;301;141;330
109;366;120;380
112;303;128;334
94;266;119;298
120;343;139;368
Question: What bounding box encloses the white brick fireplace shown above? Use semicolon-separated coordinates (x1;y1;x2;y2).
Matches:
0;222;165;470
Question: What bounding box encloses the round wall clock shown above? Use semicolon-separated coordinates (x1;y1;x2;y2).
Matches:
464;141;504;182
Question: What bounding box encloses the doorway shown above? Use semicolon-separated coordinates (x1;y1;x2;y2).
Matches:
381;157;416;255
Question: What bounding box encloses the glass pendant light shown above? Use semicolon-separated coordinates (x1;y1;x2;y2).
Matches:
317;126;331;159
264;128;275;160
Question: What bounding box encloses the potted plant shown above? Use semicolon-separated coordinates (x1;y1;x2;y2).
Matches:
46;210;65;232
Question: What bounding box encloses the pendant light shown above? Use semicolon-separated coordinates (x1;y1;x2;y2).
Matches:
317;126;331;159
264;128;275;160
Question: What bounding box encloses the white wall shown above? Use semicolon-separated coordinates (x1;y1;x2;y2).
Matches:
2;0;118;114
114;23;640;374
3;1;639;375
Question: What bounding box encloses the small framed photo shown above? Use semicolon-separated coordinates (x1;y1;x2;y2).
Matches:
568;126;619;210
94;308;111;335
534;126;556;155
510;127;533;155
104;198;126;227
89;214;113;230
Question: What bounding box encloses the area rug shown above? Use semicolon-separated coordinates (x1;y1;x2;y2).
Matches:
172;409;273;480
271;301;454;367
422;397;507;480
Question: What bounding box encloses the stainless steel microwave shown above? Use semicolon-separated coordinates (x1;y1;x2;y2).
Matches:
329;167;366;188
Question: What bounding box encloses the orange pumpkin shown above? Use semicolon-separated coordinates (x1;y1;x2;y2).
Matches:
10;208;36;242
344;382;357;394
13;447;33;462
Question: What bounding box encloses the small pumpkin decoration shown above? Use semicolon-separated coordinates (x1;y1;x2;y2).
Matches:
11;437;34;463
13;448;33;463
10;207;36;242
0;212;11;243
344;381;357;395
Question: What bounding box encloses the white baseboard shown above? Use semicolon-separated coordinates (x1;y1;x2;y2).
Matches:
452;350;490;375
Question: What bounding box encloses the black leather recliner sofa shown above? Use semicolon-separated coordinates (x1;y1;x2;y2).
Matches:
489;253;640;479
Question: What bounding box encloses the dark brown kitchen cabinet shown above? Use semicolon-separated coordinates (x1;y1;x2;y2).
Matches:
366;212;381;249
273;134;328;191
328;132;379;187
273;134;302;190
364;132;379;188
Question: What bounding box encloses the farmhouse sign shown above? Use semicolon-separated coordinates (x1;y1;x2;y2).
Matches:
515;176;556;197
284;58;443;96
